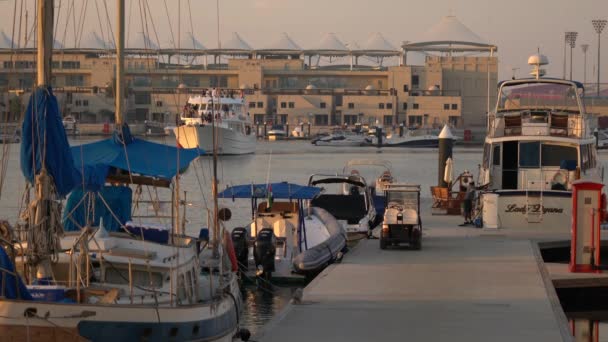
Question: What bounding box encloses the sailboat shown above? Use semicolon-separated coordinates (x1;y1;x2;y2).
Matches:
0;1;246;341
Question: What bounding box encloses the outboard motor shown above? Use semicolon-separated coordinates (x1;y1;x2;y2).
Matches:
231;227;249;273
253;228;276;278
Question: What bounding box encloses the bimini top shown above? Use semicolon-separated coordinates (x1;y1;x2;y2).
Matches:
218;182;322;200
497;78;584;90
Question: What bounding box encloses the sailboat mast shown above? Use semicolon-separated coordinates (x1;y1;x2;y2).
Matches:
211;0;221;259
37;0;54;86
115;0;125;125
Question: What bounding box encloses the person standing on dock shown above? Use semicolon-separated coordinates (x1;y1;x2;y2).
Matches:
462;181;476;225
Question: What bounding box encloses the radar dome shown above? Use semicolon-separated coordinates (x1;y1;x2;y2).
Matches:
528;54;549;66
305;84;317;90
365;85;375;91
428;85;440;91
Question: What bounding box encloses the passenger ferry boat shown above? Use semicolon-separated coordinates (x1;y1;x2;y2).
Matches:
169;93;256;155
478;54;601;231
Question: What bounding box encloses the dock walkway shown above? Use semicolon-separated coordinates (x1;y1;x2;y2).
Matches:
258;215;572;341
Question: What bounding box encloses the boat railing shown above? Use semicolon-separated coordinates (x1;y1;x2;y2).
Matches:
487;111;595;139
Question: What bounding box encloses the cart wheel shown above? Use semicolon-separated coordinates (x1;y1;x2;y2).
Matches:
380;238;387;250
411;229;422;250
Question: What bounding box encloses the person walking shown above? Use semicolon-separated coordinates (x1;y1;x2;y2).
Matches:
462;181;476;225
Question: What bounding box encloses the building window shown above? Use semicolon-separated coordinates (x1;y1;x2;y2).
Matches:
348;103;354;109
320;102;326;109
249;102;255;108
314;114;329;126
412;75;419;89
344;114;358;125
253;114;265;124
413;103;419;109
75;100;82;106
383;115;393;126
288;102;295;108
62;61;80;69
444;104;450;110
3;61;12;69
449;116;459;127
134;93;151;105
156;100;163;107
386;103;392;109
82;100;89;107
408;115;422;127
378;103;385;109
402;102;408;110
257;102;264;108
279;114;288;124
403;84;409;92
451;104;458;110
280;102;286;108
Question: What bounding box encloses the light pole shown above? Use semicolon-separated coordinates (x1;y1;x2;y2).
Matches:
565;32;578;81
581;44;589;84
592;19;607;96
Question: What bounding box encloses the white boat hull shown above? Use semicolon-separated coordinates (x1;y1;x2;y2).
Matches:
173;125;256;155
481;191;571;232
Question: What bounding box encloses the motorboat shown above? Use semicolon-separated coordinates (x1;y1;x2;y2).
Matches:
168;92;256;155
311;129;371;146
267;125;287;140
308;174;377;241
218;182;347;282
478;54;601;231
343;159;395;222
371;128;439;147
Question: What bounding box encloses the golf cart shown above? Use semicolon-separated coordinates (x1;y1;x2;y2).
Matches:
380;184;422;250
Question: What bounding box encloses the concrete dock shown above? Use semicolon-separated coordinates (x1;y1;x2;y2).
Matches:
258;214;574;341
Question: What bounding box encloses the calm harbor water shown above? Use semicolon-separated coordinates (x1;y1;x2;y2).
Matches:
3;138;608;336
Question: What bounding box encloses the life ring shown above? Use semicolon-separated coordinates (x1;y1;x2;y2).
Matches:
223;230;238;272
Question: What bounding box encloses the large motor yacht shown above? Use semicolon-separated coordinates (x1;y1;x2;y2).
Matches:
168;92;256;155
478;54;601;231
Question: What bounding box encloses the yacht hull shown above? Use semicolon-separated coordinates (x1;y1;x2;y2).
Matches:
0;295;238;342
173;125;256;155
480;190;571;231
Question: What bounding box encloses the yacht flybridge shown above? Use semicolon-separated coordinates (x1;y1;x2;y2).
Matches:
478;54;601;230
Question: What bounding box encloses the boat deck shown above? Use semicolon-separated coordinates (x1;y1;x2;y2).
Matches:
257;214;574;342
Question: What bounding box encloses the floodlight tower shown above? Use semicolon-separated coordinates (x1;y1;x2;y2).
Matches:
592;19;607;96
565;32;578;81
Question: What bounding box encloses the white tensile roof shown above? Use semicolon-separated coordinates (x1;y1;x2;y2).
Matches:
0;31;13;49
258;32;301;52
405;15;496;52
178;32;206;50
361;33;397;52
221;32;252;51
128;32;160;50
306;33;349;56
81;31;114;50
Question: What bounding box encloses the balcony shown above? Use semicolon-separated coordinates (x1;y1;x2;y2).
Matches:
487;110;596;139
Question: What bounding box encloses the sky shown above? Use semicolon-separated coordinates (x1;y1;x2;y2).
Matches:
1;0;607;81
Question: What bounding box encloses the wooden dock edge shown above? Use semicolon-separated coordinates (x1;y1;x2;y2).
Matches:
252;239;367;340
531;240;574;342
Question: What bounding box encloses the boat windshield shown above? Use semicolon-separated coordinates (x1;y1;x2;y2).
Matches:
497;82;582;114
387;191;417;208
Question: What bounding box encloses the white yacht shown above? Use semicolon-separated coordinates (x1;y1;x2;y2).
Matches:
478;54;601;231
311;129;371;146
169;94;256;155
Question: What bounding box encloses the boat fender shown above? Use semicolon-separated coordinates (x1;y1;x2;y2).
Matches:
223;230;239;272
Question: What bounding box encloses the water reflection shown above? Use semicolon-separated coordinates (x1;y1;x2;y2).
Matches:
240;284;295;336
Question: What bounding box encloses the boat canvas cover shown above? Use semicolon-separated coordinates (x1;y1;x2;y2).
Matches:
21;87;83;197
71;124;200;189
218;182;321;200
0;246;32;300
63;186;132;232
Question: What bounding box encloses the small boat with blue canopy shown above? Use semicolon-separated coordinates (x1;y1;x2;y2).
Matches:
219;182;347;282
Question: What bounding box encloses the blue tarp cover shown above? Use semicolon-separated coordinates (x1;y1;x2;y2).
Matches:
71;124;200;191
63;186;132;232
0;246;32;300
218;182;322;200
21;87;81;196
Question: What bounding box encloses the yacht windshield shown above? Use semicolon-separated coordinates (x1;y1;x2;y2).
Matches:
497;82;582;113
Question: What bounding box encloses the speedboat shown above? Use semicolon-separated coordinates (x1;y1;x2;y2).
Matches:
312;130;371;146
267;125;287;140
343;159;395;222
371;128;439;147
308;174;377;241
218;182;347;282
168;93;256;155
478;54;601;231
